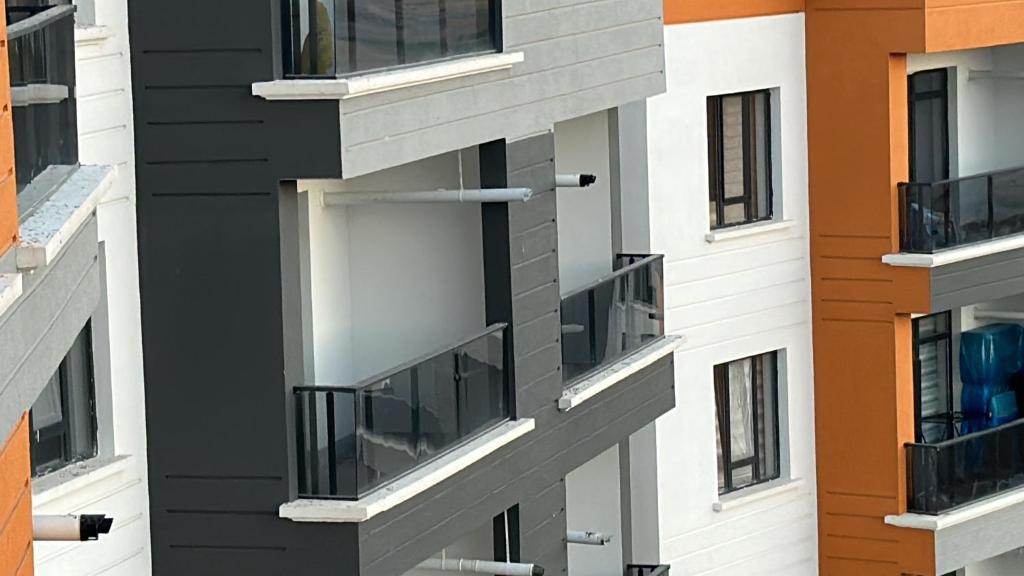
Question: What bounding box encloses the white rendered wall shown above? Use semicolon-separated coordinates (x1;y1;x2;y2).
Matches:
909;44;1024;178
304;150;487;385
640;13;817;574
554;111;614;295
967;548;1024;575
565;447;624;576
403;518;495;576
33;2;152;574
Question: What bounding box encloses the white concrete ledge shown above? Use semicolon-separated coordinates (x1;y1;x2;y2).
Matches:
883;233;1024;268
713;478;805;512
11;84;69;107
252;52;524;101
32;455;133;508
75;25;113;47
558;336;684;412
0;273;23;318
280;418;535;523
17;164;115;270
704;219;796;243
886;485;1024;531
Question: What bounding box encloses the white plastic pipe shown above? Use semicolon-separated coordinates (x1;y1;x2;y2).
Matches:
567;530;613;546
416;558;544;576
321;188;533;206
974;310;1024;322
34;515;113;541
556;174;598;188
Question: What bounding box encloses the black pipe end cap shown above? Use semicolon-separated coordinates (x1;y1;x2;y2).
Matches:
80;515;114;541
580;174;598;187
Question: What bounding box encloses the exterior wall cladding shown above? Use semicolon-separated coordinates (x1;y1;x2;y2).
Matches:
128;2;670;576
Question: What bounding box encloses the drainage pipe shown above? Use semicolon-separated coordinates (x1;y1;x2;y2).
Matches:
34;515;113;541
416;558;544;576
322;188;533;206
556;174;598;188
567;530;613;546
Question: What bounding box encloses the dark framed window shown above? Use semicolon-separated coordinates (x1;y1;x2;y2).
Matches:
912;312;954;443
908;68;950;184
29;323;97;477
714;351;780;494
708;90;773;229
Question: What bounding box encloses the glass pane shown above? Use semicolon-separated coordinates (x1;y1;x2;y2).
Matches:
32;372;63;430
728;358;754;467
752;92;771;220
403;0;443;65
296;0;336;75
991;169;1024;239
721;95;746;225
560;255;665;385
353;1;399;73
757;353;779;481
445;0;493;56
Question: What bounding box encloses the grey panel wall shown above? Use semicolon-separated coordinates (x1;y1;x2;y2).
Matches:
338;0;666;177
931;247;1024;311
355;134;675;576
128;1;350;575
0;218;99;440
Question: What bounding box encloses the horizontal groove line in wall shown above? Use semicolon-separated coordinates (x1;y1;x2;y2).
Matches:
511;219;555;241
514;308;558;333
512;278;558;301
819;276;891;283
820;297;893;305
811;6;920;12
60;476;142;511
0;482;29;538
39;513;146;565
503;0;610;18
78;51;126;65
816;233;890;240
362;379;670;567
150;192;273;198
514;340;559;366
675;319;806;353
142;47;262;54
667;259;805;290
511;250;555;271
146;119;264;126
817;254;880;261
82;547;146;576
824;490;895;500
930;0;1024;11
823;554;898;565
508;157;554;176
168;544;286;552
823;510;882;520
825;533;898;544
819;317;893;324
663;498;814;549
666;278;806;313
664;237;803;266
13;540;31;576
164;474;282;481
346;56;660;141
80;124;128;139
78;86;125;101
507;15;661;49
146;158;269;166
166;509;277;516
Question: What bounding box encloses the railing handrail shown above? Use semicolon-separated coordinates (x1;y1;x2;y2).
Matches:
292;322;508;394
899;164;1024;189
905;416;1024;451
560;254;664;301
7;5;75;41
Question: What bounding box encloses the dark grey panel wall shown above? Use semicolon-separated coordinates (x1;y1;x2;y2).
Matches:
356;134;675;576
931;247;1024;311
0;218;99;440
128;1;348;575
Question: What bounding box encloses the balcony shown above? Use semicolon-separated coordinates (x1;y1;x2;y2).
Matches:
7;4;77;193
280;0;500;78
293;323;510;500
899;166;1024;254
906;418;1024;514
627;566;670;576
560;254;666;386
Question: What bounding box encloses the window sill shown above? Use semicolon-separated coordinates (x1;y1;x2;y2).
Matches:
0;273;23;319
279;418;535;523
17;164;115;270
704;219;796;244
712;478;805;513
32;455;133;508
559;336;684;412
75;25;113;47
252;52;524;101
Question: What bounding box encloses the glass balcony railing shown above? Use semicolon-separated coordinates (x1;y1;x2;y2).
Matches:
899;166;1024;253
560;254;666;387
281;0;500;78
906;418;1024;514
627;565;670;576
6;4;78;193
294;324;509;499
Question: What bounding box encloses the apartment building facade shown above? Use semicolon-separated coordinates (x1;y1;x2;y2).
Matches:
629;1;818;574
128;1;678;575
808;0;1024;574
0;0;151;575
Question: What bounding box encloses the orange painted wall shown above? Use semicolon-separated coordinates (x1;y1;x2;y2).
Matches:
664;0;803;25
807;0;1024;573
0;2;16;257
0;415;33;576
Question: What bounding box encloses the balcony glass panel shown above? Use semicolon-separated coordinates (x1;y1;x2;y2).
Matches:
6;4;78;193
899;166;1024;253
560;254;665;386
294;324;509;499
282;0;500;78
906;417;1024;514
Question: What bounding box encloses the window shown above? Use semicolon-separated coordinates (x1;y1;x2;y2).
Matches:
29;323;97;477
708;90;773;229
912;312;954;443
714;351;780;494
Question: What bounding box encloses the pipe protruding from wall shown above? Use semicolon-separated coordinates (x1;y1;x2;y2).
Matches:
321;188;533;206
556;173;598;188
34;515;114;541
567;530;613;546
415;558;544;576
